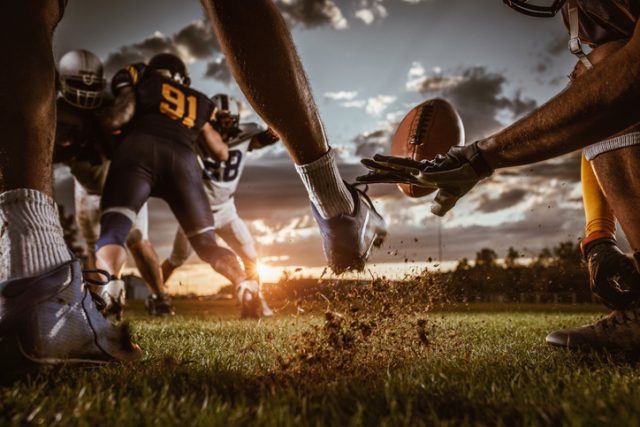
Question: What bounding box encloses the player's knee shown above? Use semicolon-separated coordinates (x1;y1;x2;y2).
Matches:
96;212;133;250
126;229;144;249
190;232;235;265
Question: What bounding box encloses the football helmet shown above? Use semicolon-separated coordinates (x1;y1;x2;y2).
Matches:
502;0;566;17
147;53;191;86
58;49;106;109
211;93;241;133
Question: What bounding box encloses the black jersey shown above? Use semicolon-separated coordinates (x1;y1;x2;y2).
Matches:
112;63;215;146
562;0;640;46
54;97;114;194
54;97;109;165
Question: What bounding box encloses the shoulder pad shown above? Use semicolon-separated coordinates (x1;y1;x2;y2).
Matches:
110;63;146;94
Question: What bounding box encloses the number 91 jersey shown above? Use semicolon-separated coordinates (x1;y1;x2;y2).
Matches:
198;123;263;209
112;63;215;146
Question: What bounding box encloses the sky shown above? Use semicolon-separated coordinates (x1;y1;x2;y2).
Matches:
52;0;617;279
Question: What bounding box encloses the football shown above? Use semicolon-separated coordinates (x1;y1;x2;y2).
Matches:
390;98;465;197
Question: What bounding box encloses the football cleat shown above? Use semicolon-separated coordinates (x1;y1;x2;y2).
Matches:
0;259;141;381
311;183;387;274
236;280;273;319
145;294;176;317
95;278;126;321
546;308;640;352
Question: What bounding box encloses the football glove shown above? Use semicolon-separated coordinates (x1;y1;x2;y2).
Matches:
254;128;280;147
582;234;640;310
358;141;493;216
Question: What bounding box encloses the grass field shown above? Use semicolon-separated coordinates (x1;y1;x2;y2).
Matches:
4;291;640;426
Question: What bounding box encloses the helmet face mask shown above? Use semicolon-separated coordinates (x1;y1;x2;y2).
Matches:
58;49;106;109
211;93;240;136
502;0;566;17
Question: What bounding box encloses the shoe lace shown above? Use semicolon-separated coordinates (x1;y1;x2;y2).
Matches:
82;268;113;312
598;308;640;330
349;182;382;217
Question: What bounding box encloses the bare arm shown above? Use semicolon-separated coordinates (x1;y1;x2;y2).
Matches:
97;86;136;132
201;122;228;161
478;21;640;169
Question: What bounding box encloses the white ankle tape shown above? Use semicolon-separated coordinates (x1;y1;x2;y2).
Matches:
0;189;72;281
295;148;355;219
585;132;640;161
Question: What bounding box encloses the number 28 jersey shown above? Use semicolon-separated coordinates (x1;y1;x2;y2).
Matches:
198;123;264;210
112;63;215;146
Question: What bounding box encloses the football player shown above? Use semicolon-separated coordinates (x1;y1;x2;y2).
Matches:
54;49;171;318
0;0;387;373
359;0;640;352
94;53;270;319
161;94;277;318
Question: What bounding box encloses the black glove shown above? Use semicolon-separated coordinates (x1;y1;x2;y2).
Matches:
254;128;280;148
358;141;493;216
583;236;640;309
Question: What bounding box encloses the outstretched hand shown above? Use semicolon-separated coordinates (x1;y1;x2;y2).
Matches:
357;142;494;216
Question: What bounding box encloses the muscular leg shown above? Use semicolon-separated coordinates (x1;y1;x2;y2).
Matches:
162;226;193;283
126;231;166;297
581;153;616;238
188;231;247;286
591;140;640;250
202;0;355;220
216;217;259;281
202;0;325;164
125;203;166;297
0;2;61;193
0;1;71;281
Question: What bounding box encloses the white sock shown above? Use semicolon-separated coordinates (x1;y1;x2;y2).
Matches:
0;189;72;281
295;148;355;219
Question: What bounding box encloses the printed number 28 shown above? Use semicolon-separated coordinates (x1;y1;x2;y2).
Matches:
160;83;197;128
202;151;243;183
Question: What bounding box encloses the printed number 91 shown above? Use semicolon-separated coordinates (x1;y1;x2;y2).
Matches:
160;83;197;128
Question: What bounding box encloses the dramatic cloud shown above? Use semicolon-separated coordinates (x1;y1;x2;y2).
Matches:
341;100;367;108
476;188;528;213
204;56;233;85
534;31;573;85
172;20;220;61
413;65;537;141
353;128;392;158
103;0;435;81
365;95;397;116
277;0;348;30
406;63;463;92
354;0;388;24
104;20;220;77
104;31;177;76
324;91;359;101
329;93;396;116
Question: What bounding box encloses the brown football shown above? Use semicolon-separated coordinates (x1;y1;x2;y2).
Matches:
390;98;465;197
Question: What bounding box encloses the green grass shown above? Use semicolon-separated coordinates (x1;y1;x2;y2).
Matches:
3;298;640;427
